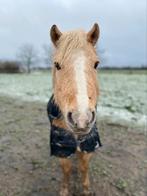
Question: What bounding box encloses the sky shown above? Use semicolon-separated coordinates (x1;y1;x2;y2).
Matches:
0;0;146;67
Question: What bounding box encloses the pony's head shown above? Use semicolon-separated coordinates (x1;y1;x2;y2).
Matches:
50;23;100;135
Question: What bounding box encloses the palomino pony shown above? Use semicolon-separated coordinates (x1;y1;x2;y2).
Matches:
47;23;101;196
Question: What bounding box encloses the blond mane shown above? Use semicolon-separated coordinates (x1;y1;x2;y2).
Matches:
54;30;89;64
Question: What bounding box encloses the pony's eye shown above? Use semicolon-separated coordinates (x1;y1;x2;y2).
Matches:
54;62;61;70
94;61;99;69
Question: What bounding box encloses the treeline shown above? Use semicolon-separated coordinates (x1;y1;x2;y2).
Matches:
0;43;53;73
0;60;51;73
100;66;147;70
0;43;146;73
0;61;22;73
0;60;146;74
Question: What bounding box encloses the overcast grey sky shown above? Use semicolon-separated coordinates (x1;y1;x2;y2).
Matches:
0;0;146;66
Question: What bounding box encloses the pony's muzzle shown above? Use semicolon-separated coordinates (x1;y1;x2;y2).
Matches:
67;110;96;133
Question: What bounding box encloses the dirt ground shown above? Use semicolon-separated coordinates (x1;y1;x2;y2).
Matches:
0;96;146;196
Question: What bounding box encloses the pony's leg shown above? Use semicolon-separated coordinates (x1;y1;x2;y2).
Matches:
59;158;72;196
77;152;93;195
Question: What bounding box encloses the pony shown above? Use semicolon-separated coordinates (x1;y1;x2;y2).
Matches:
48;23;101;196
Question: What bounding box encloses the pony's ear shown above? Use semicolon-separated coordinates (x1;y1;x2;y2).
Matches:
87;23;100;46
50;25;62;47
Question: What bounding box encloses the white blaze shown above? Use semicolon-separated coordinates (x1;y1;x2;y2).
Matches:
74;53;88;113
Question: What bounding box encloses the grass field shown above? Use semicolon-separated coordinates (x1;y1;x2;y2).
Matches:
0;70;146;129
0;70;146;196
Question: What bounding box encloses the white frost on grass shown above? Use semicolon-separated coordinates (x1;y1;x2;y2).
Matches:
0;71;146;130
97;106;146;132
0;72;52;103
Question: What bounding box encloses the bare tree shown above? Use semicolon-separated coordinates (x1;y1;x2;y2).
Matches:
42;44;53;67
17;43;38;73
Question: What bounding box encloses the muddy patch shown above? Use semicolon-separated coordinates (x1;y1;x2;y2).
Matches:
0;96;146;196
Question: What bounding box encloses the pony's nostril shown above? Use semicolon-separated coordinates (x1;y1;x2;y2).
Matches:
90;111;95;124
67;112;75;126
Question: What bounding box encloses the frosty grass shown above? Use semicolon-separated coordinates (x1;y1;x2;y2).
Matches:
0;71;146;132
